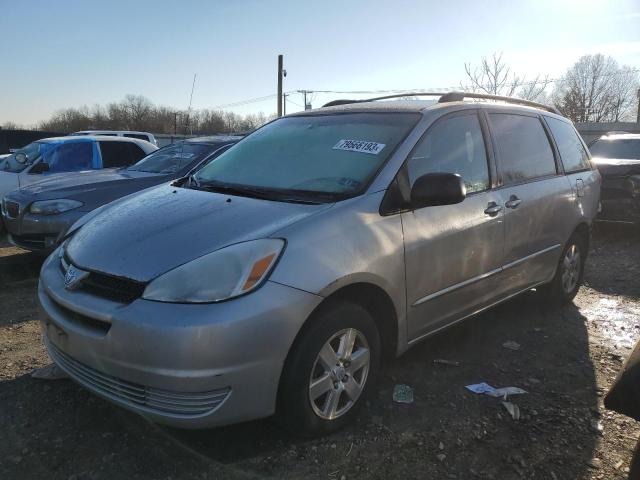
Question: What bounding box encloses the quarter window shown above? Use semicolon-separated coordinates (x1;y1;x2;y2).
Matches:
545;117;591;172
407;113;490;194
489;113;556;184
124;134;150;142
128;143;147;162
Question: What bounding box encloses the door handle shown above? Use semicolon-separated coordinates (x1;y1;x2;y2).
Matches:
505;195;522;209
484;202;502;216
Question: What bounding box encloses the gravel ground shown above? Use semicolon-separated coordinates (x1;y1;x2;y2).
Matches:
1;225;639;480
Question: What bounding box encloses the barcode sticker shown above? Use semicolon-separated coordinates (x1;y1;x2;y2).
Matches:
333;139;386;155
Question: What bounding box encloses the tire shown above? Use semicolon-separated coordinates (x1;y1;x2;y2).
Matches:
539;233;587;303
277;301;381;437
630;436;640;480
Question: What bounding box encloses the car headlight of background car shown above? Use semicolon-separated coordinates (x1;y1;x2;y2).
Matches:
30;199;84;215
142;238;285;303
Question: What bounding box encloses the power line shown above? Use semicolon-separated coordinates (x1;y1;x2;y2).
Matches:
298;68;640;97
211;93;281;109
210;68;639;112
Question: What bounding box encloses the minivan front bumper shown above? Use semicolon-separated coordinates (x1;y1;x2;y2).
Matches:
38;251;322;428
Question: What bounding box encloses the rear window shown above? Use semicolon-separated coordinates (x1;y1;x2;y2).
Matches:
488;113;557;185
546;117;591;173
590;139;640;160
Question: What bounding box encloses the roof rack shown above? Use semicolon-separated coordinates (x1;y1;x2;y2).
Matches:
322;91;560;115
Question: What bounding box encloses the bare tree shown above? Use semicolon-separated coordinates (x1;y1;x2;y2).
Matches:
608;65;639;122
551;54;639;122
38;95;272;134
463;52;552;102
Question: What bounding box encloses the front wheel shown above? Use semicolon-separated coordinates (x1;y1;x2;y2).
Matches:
540;233;587;303
277;301;380;437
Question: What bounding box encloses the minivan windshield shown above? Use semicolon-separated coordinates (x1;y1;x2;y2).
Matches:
0;141;49;173
590;138;640;160
127;143;210;173
192;113;419;202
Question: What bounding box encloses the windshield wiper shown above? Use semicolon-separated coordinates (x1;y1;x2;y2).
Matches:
192;181;325;204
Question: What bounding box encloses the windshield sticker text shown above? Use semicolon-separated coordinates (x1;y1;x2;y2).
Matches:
333;139;386;155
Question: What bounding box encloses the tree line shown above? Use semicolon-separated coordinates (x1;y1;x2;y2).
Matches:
33;95;274;135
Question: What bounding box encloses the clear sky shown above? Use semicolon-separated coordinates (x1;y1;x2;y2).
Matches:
1;0;639;125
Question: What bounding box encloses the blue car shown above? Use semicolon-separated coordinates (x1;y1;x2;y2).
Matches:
2;136;240;252
0;136;157;202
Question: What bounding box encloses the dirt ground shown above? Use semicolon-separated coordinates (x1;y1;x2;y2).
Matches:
1;225;639;480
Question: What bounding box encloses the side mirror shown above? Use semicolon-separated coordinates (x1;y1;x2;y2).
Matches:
29;162;50;174
410;172;466;209
15;153;27;164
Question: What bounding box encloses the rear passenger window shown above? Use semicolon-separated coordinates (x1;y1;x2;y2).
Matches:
545;117;591;173
489;113;557;185
408;113;490;194
99;141;137;168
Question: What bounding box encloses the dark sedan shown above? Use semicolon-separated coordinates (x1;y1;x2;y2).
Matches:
590;133;640;225
1;135;242;252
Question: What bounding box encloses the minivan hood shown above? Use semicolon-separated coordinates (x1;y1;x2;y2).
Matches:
66;185;332;282
592;157;640;178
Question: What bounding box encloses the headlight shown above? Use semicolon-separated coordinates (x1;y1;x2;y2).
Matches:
142;238;285;303
30;199;84;215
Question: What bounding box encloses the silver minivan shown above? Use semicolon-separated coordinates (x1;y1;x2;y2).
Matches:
37;93;600;436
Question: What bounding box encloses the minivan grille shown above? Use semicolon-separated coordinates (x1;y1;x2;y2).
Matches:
61;253;146;303
47;341;230;417
81;272;147;303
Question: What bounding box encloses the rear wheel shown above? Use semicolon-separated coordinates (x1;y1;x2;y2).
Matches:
540;233;587;303
277;301;380;437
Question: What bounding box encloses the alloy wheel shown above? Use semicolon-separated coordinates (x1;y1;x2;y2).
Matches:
561;244;581;294
308;328;370;420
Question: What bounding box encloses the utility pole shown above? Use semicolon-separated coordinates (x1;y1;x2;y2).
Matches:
300;90;310;110
277;55;284;117
637;88;640;124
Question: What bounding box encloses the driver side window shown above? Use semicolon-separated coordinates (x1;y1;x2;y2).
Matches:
407;113;490;194
44;142;94;173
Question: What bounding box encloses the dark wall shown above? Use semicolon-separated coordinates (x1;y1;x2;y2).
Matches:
0;129;65;154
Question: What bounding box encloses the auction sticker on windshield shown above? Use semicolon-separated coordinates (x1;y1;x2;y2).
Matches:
333;139;386;155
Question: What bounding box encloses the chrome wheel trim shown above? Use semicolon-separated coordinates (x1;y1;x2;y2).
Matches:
309;328;370;420
561;244;581;294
